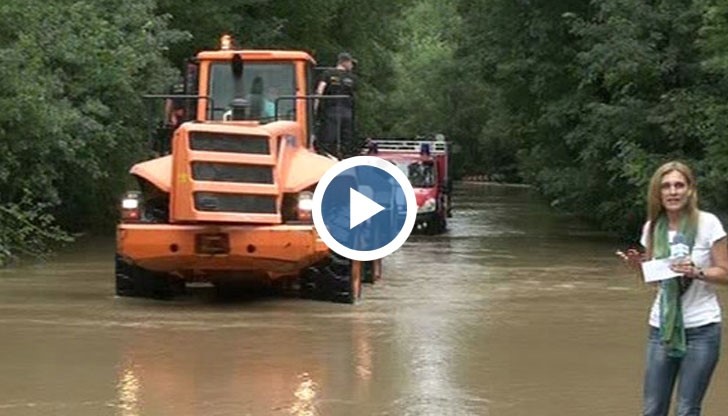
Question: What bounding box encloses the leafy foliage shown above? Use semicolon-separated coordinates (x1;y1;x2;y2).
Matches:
0;193;73;267
451;0;728;237
0;0;183;263
5;0;728;263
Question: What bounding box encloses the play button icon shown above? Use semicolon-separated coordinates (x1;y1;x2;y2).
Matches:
312;156;417;261
349;188;384;229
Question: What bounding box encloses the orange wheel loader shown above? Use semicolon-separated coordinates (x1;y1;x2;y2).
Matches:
115;36;380;303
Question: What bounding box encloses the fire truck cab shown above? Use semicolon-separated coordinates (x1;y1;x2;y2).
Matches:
364;137;452;234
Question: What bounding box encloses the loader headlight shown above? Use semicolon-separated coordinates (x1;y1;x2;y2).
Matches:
121;191;142;222
297;191;314;222
122;198;139;210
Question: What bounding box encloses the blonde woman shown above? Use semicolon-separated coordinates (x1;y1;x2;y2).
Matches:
618;161;728;415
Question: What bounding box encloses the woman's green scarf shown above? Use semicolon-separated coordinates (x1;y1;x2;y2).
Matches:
651;215;696;358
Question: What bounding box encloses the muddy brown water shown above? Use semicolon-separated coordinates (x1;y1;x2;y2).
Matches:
1;183;727;416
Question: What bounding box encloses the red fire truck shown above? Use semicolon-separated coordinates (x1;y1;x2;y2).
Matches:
364;137;452;234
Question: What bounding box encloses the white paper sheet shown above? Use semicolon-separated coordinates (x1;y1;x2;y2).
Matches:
641;258;680;283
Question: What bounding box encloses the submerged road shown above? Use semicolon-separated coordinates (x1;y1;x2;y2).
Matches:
0;182;726;415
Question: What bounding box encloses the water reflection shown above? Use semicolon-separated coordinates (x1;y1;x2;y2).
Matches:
290;373;318;416
116;367;140;416
107;303;379;415
353;314;373;382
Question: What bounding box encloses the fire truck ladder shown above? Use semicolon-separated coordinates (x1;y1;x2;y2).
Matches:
365;138;449;154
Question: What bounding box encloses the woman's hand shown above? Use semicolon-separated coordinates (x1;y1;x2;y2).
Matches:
669;259;701;279
616;248;645;271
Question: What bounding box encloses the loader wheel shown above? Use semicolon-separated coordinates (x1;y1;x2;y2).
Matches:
299;265;324;300
115;254;183;300
299;253;361;304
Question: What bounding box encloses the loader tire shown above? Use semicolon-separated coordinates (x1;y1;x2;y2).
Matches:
115;254;183;300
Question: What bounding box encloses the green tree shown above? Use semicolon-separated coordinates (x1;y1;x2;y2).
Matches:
386;0;461;135
694;0;728;212
0;0;183;264
452;0;728;236
560;0;724;233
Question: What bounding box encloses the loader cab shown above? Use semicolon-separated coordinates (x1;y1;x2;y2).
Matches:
191;45;317;148
149;39;318;154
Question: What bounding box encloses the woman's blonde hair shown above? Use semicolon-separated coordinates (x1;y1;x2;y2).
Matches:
645;161;699;255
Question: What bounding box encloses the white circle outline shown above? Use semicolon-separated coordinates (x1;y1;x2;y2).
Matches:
312;156;417;261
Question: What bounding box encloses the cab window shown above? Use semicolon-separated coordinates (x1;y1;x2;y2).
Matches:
208;62;296;123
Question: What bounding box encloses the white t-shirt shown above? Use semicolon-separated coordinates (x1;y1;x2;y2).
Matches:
640;211;726;328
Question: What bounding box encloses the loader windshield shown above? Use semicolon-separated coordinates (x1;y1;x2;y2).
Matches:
208;62;296;123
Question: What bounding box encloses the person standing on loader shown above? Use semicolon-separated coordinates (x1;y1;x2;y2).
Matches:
315;52;357;158
164;77;186;128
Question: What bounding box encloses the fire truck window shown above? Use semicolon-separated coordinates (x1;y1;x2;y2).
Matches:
395;161;436;188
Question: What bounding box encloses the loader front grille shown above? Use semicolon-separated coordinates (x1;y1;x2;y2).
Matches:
189;132;269;154
194;192;277;214
191;162;274;184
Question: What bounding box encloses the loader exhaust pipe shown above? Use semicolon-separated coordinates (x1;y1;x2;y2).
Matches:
230;53;249;120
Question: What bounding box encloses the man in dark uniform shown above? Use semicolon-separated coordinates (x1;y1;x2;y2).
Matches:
165;77;186;128
315;52;357;158
155;78;186;155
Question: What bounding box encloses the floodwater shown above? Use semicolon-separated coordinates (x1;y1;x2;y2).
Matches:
1;182;727;416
